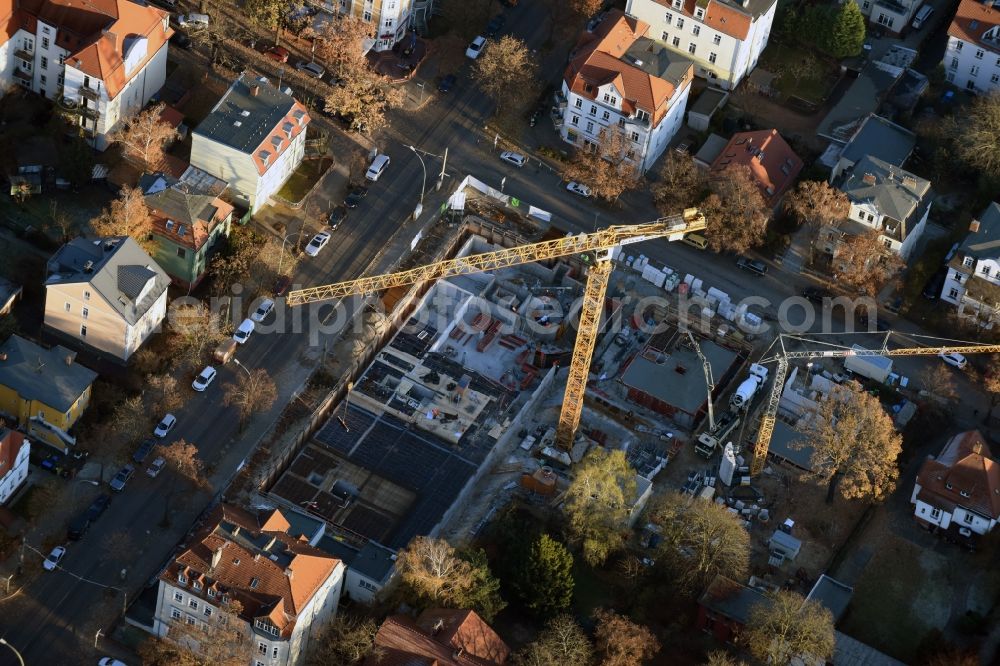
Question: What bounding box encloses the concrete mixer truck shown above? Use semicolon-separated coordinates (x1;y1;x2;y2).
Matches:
730;363;769;411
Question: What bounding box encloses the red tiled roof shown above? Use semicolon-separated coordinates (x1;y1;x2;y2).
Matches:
251;102;310;176
367;610;509;666
710;129;803;205
644;0;754;41
158;104;185;130
564;10;679;128
0;428;26;483
948;0;1000;54
4;0;172;99
916;431;1000;519
160;504;341;637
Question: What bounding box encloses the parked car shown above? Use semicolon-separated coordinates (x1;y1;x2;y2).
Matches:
153;414;176;438
273;275;292;297
98;658;129;666
736;256;767;276
86;494;112;521
680;233;708;250
67;512;90;541
251;298;275;323
499;151;527;167
566;182;592;197
295;61;325;78
344;185;368;208
177;13;209;29
43;546;66;571
922;269;947;300
939;351;968;369
437;74;456;93
233;318;255;344
265;45;290;62
192;366;217;392
365;154;390;181
132;438;157;464
485;15;505;37
170;31;192;50
466;36;487;59
110;465;135;492
802;287;832;303
305;232;331;257
146;457;166;478
328;206;348;230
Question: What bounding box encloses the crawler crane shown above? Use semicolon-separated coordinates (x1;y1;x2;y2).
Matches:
287;209;707;449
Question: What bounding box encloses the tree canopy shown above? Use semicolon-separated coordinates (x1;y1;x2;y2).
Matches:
472;36;539;114
591;608;660;666
306;611;381;666
516;614;593;666
784;180;850;228
563;447;636;566
653;151;707;215
510;533;575;618
562;127;642;203
945;91;1000;176
91;185;153;251
701;166;772;253
114;102;179;173
826;0;866;58
832;228;903;297
746;590;835;664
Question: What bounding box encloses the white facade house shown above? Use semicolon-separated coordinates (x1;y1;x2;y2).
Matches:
560;10;694;174
911;431;1000;544
943;0;1000;93
153;505;345;666
941;203;1000;326
625;0;777;90
330;0;417;52
0;0;172;150
858;0;921;36
191;74;310;213
0;429;29;506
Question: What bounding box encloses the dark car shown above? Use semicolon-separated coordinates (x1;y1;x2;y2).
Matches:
328;206;348;230
67;512;91;541
132;438;157;464
344;186;368;208
273;275;292;297
801;287;832;304
922;269;947;300
485;15;506;38
86;494;112;521
265;46;290;62
736;256;767;276
170;31;192;50
437;74;457;93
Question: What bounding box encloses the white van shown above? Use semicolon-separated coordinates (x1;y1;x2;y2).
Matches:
911;5;933;29
178;13;209;29
365;154;390;181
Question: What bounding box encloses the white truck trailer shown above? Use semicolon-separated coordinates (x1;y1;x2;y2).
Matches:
844;345;893;383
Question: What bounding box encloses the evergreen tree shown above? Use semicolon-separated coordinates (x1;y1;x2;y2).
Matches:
512;533;575;618
456;547;507;623
825;0;866;58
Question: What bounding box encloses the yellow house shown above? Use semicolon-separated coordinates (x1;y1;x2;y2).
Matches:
0;335;97;450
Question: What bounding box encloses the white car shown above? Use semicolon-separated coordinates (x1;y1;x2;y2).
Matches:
566;181;592;197
233;318;255;344
499;151;526;168
43;546;66;571
98;659;129;666
305;232;331;257
466;36;486;59
251;298;275;322
295;61;325;78
146;456;166;478
192;366;217;391
939;351;968;369
153;413;176;438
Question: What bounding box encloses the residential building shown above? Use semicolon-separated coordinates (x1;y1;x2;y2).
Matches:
190;73;310;213
0;335;97;449
944;0;1000;93
142;173;234;289
0;0;172;150
941;203;1000;325
44;237;170;362
709;129;802;207
911;430;1000;544
0;428;29;505
152;504;345;666
625;0;777;90
820;154;931;261
858;0;921;35
828;113;916;184
696;575;769;643
560;9;694;174
369;609;510;666
330;0;415;52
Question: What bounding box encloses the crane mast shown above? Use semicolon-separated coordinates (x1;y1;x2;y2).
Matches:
286;209;707;450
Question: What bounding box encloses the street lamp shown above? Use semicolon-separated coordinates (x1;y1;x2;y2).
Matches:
408;145;427;220
0;638;25;666
232;357;252;380
277;231;306;276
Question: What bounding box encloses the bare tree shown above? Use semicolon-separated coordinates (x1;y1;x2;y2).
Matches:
395;536;475;604
167;302;228;373
303;14;370;78
516;615;594;666
111;395;151;448
945;91;1000;175
591;608;660;666
703;651;747;666
245;0;285;43
795;382;902;502
114;103;179;173
222;368;278;432
306;611;382;666
562;126;641;203
92;186;154;252
701;166;771;253
159;438;209;526
142;599;252;666
832;228;903;297
653;151;707;216
324;70;405;135
746;590;835;664
784;180;850;228
472;36;539;114
146;374;184;415
920;364;960;403
48;201;75;244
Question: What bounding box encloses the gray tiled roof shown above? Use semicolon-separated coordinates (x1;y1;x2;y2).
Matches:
0;335;97;412
839;154;930;233
194;72;297;154
817;65;899;143
699;575;770;625
627;37;695;88
806;574;853;623
958;203;1000;260
46;237;170;326
143;174;221;226
840;114;916;169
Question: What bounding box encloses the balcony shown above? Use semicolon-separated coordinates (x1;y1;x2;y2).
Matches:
14;48;33;62
13;68;32;82
79;105;100;120
79;85;100;102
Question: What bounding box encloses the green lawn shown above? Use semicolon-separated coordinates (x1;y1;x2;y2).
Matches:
758;43;839;105
276;158;332;204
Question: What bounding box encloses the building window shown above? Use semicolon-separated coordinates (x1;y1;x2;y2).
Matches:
692;25;700;36
630;131;640;142
207;588;217;598
186;616;196;626
662;30;669;41
664;12;672;24
964;513;974;525
672;36;680;47
589;104;597;115
586;121;594;133
950;58;958;69
946;72;955;82
618;118;625;128
602;93;617;105
967;80;977;91
40;56;47;69
189;599;199;610
574;98;582;108
676;18;684;29
876;13;893;27
58;54;65;64
203;607;212;617
955;41;963;51
971;65;980;76
64;302;71;312
688;43;697;55
272;647;279;658
192;580;202;591
363;10;371;21
949;288;960;299
713;34;721;45
709;52;717;64
862;0;869;8
82;307;88;319
258;642;268;655
982;265;992;276
993;73;1000;83
976;48;984;59
930;507;942;519
177;247;187;258
602;110;610;120
83;290;91;300
174;592;183;602
571;115;579;125
695;7;705;18
359;579;378;591
41;37;49;49
171;608;182;620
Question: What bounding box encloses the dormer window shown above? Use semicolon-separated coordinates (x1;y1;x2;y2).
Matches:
271;136;283;150
695;7;705;18
178;571;187;584
964;256;975;268
672;0;681;8
207;587;217;598
282;121;294;138
258;150;271;166
946;482;953;490
960;490;970;498
177;224;186;236
166;220;174;232
193;580;202;591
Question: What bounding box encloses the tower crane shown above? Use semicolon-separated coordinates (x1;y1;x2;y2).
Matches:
749;334;1000;475
286;209;708;450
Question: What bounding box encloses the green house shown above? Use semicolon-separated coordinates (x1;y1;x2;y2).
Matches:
143;174;234;289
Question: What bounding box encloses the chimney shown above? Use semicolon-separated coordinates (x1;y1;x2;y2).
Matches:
64;352;75;366
0;353;7;362
284;568;294;580
432;619;444;635
973;440;984;455
103;30;117;48
902;175;917;189
211;547;223;570
250;84;260;97
862;172;876;185
971;220;982;233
